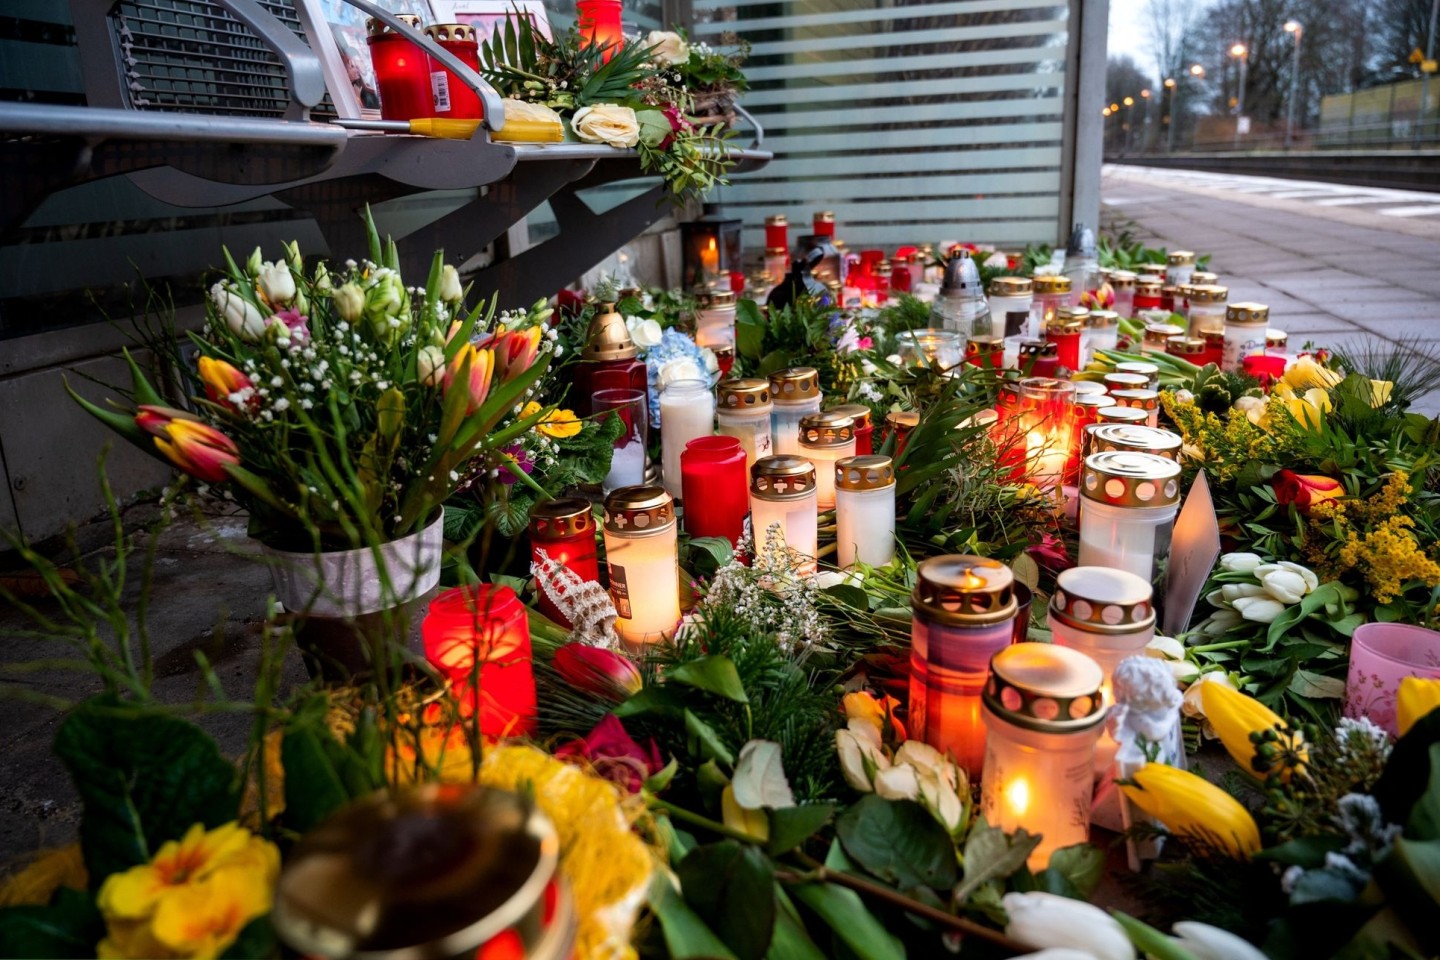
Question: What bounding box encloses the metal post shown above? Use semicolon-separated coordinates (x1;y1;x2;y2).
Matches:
1423;0;1439;145
1286;27;1302;149
1234;55;1247;148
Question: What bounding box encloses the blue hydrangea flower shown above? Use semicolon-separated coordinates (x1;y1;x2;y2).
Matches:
643;328;708;427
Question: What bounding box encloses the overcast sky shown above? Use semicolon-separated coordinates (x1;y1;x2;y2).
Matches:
1108;0;1216;82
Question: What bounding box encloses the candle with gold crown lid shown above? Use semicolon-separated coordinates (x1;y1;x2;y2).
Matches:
603;485;680;649
834;455;896;569
749;456;819;576
1077;451;1183;584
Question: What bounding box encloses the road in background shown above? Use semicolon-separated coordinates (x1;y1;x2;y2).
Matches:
1102;164;1440;413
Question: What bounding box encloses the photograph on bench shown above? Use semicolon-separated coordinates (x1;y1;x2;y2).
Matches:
431;0;552;44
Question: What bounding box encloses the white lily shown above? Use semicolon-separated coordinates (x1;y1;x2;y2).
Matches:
1172;922;1268;960
1233;595;1287;624
1002;892;1135;960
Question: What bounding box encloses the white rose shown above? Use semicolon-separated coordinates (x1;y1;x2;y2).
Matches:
983;252;1009;269
1145;635;1185;660
256;261;296;307
1233;595;1287;624
1218;552;1263;574
572;104;641;148
438;264;463;303
873;763;919;802
1260;569;1309;604
894;740;957;790
835;723;888;792
625;316;663;349
211;283;267;340
658;358;704;390
699;347;720;375
645;30;689;66
1002;892;1135;960
1173;922;1268;960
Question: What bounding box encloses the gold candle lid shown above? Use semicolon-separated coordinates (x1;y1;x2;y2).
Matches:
1202;327;1226;346
769;366;820;402
1088;423;1183;461
1096;405;1149;425
1135;276;1163;296
1051;566;1155;635
998;378;1023;410
1073;380;1109;396
1074;394;1114;412
424;22;477;41
814;211;836;223
966;334;1003;356
1103;371;1149;391
765;214;788;226
367;12;423;35
717;377;771;408
1191;270;1219;285
1049;307;1089;333
1166;250;1196;266
1081;450;1182;507
765;246;788;257
603;484;675;534
1160;285;1181;300
827;403;872;431
913;555;1017;626
1109;270;1137;289
697;289;737;307
1086;309;1119;329
1168;336;1206;356
874;261;893;276
582;304;638;361
750;455;816;501
1109;388;1159;412
529;496;595;540
989;276;1033;296
1227;302;1270;324
885;410;919;431
1032;274;1071;294
1188;284;1228;304
1144;323;1185;346
1267;329;1288;348
799;411;856;448
835;455;895;491
984;642;1106;732
1019;338;1058;360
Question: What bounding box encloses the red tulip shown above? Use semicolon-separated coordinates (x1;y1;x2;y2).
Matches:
493;327;542;384
553;643;642;703
554;714;664;794
443;343;494;416
134;405;239;483
196;357;256;412
1273;469;1344;514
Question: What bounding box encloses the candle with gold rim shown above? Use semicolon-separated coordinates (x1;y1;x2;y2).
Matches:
602;485;680;648
798;411;856;510
827;403;874;456
749;456;818;576
769;367;822;456
1225;302;1269;372
834;455;895;569
716;378;773;469
885;410;920;460
528;497;599;628
1077;451;1183;584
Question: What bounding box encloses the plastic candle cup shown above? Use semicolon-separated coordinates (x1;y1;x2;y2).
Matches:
1167;336;1208;367
1191;270;1219;286
367;16;432;122
833;455;896;569
1142;322;1186;355
1103;370;1149;395
885;410;920;460
1186;284;1228;334
909;555;1019;777
576;0;623;60
749;456;819;576
603;485;680;649
812;210;835;239
660;379;715;501
798;412;857;510
764;214;789;251
694;289;737;354
1046;307;1086;372
987;276;1035;339
966;334;1004;369
1133;275;1163;313
980;642;1107;870
1108;388;1160;428
1224;302;1270;372
1077;451;1183;584
1017;338;1059;378
716;378;774;469
769;367;822;456
1069;395;1114;482
681;436;748;546
1267;328;1289;356
594;387;648;492
1109;271;1136;318
1017;377;1076;490
423;23;483;120
1165;250;1196;287
1032;274;1073;331
528;498;600;628
1085;310;1119;365
1086;423;1183;463
422;585;537;738
828;403;874;456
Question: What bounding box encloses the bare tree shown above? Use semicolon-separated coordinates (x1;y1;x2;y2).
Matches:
1145;0;1200;82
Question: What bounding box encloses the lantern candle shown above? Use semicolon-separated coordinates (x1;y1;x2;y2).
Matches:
693;290;737;355
987;276;1035;339
828;403;874;456
528;498;600;628
603;485;680;649
1109;270;1136;318
896;328;963;372
576;0;623;61
834;455;896;569
575;303;647;417
885;410;920;459
1069;395;1114;482
980;642;1107;870
749;456;819;576
966;334;1004;369
1132;275;1163;313
1046;307;1086;372
422;585;537;738
798;412;857;510
769;367;823;456
660;379;715;501
1266;328;1289;355
1108;388;1160;428
812;210;836;239
367;16;432;122
1049;567;1155;706
1017;377;1076;490
681;436;748;546
1165;250;1196;287
716;378;774;468
1224;302;1269;372
909;555;1018;777
1077;451;1183;584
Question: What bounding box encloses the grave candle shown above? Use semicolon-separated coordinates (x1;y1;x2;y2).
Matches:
603;485;680;648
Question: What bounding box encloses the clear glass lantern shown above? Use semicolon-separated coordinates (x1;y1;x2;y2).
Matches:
749;456;819;576
1077;452;1183;584
834;455;895;569
602;485;680;649
896;328;964;372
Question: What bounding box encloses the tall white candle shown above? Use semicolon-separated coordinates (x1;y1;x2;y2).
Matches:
749;456;819;576
834;456;895;569
798;412;857;511
603;486;680;649
660;379;715;500
1076;452;1181;584
769;367;823;457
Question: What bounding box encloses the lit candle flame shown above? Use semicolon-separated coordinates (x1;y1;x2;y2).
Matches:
1006;778;1031;815
960;570;986;590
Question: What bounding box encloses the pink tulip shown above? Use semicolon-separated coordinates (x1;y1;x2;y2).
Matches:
134;405;239;483
553;643;642;702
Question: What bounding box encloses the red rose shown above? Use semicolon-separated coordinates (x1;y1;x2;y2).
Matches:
1273;469;1344;514
555;715;664;794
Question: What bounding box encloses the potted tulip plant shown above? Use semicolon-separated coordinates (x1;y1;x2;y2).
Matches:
70;211;554;675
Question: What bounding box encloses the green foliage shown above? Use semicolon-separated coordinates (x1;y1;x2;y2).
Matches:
0;888;104;960
836;796;958;891
675;841;776;960
477;15;656;109
279;695;385;834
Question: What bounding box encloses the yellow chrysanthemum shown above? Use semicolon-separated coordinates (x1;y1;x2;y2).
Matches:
522;400;582;440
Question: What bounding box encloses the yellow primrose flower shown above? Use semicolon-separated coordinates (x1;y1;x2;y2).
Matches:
521;400;581;440
98;823;269;921
147;868;273;959
1398;677;1440;737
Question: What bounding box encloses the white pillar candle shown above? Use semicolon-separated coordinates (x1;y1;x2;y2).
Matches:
987;276;1035;339
749;456;819;576
1186;285;1227;335
694;293;737;352
1164;250;1195;288
1224;302;1270;372
660;379;715;500
602;485;680;649
1076;452;1182;584
798;412;857;510
769;367;823;457
834;456;896;569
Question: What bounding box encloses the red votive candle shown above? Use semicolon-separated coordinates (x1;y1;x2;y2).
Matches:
813;211;836;238
528;497;600;628
422;585;537;738
1017;339;1059;378
886;411;919;461
681;436;749;546
764;215;788;251
1133;276;1163;313
966;334;1003;369
828;404;874;456
576;0;623;61
1068;394;1112;484
1046;308;1086;372
889;258;913;294
424;24;484;120
368;16;432;122
1242;353;1287;388
1201;329;1226;368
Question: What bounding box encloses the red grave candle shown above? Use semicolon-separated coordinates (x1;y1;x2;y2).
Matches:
422;585;537;738
1242;353;1287;388
828;404;874;456
1133;276;1163;313
367;16;432;122
813;211;836;238
1017;339;1058;378
764;215;789;252
681;436;749;546
576;0;623;61
1045;310;1085;372
424;24;484;121
965;335;1003;369
529;497;600;628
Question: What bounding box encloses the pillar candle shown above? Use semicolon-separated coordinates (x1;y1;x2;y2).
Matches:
603;485;680;648
681;436;748;546
660;379;715;501
422;585;537;738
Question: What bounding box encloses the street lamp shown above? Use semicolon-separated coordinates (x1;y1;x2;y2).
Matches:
1284;21;1303;149
1123;96;1134;106
1229;43;1248;148
1163;78;1177;152
1190;64;1205;78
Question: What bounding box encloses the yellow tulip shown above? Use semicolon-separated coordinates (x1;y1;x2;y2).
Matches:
721;784;769;842
1367;380;1394;407
1397;676;1440;737
1275;384;1330;430
1121;763;1261;860
1281;355;1343;392
1200;680;1306;782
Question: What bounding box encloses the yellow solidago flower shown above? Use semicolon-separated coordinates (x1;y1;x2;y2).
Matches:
1337;514;1440;604
522;400;581;440
1398;677;1440;737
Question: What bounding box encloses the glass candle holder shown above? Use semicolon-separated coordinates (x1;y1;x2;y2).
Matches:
1108;388;1160;428
716;378;773;468
1077;451;1183;584
1032;274;1073;331
1047;307;1086;372
576;0;623;61
681;436;748;546
1018;377;1076;490
1133;275;1163;313
1187;284;1228;334
1142;322;1186;355
1017;339;1059;378
769;367;822;456
603;485;680;648
988;276;1035;339
749;456;819;576
885;410;920;460
910;556;1019;777
966;334;1004;369
1343;622;1440;736
1109;271;1136;319
423;23;483;120
529;497;600;628
980;642;1107;870
896;328;964;372
828;403;874;456
1165;250;1196;288
367;15;432;122
694;290;737;355
576;303;647;417
834;455;896;569
422;585;537;738
1087;423;1183;463
764;214;788;252
798;411;857;510
660;379;715;501
1225;302;1270;372
1085;310;1119;366
594;387;648;493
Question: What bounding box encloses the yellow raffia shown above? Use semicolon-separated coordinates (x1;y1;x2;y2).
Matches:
0;845;87;907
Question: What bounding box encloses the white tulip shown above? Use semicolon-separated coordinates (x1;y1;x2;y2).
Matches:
1221;583;1267;603
257;261;296;307
210;283;267;340
1260;569;1309;604
1010;951;1101;960
333;282;365;323
1172;922;1268;960
873;763;920;802
1145;635;1185;660
1218;552;1263;574
417;345;446;387
1166;658;1201;684
438;264;464;303
1204;588;1228;609
1233;595;1287;624
1256;561;1318;593
1200;609;1242;637
1002;892;1135;960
